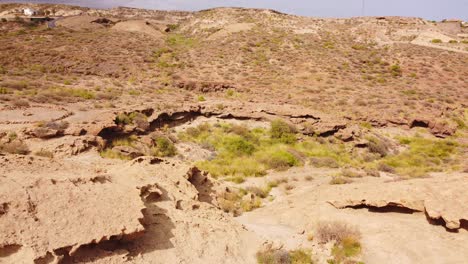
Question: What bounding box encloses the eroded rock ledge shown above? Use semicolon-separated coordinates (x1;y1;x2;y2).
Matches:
327;175;468;230
0;156;258;263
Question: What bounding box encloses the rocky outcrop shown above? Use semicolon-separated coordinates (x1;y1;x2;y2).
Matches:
328;174;468;230
410;118;457;138
0;174;146;262
0;155;260;263
176;81;235;93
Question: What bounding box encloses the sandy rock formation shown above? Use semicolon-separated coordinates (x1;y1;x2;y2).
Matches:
0;155;260;263
328;174;468;230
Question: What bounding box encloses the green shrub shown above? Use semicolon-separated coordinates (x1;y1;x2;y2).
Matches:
449;40;458;44
258;149;301;170
0;87;8;94
115;112;145;126
166;24;179;31
331;236;361;263
389;64;402;77
99;149;131;160
270;119;297;144
296;140;351;166
151;136;177;157
431;39;442;43
197;157;266;178
111;135;137;147
166;34;195;47
290;249;313;264
381;137;458;177
256;248;313;264
222;136;256;156
226;89;235;97
197;95;206;102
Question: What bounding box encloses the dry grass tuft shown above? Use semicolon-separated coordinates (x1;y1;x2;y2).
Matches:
316;221;360;244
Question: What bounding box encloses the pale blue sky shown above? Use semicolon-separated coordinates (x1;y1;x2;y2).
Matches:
3;0;468;20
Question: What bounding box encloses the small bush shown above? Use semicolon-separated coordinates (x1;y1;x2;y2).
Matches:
256;248;313;264
12;99;30;108
340;168;363;178
381;137;458;177
245;186;271;198
197;95;206;102
99;149;131;160
45;121;69;130
222;136;256;156
329;177;352;185
35;150;54;158
377;163;396;173
310;157;339;168
256;248;290;264
226;89;235;97
151;136;177;157
0;141;29;155
316;221;361;244
290;249;313;264
331;236;362;263
431;39;442;43
258;150;301;170
367;137;389;157
0;87;8;94
448;40;458;44
389;64;402;77
217;188;262;216
270;119;297;144
115;112;144;126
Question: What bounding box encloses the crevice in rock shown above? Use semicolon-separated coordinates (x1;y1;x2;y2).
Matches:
345;203;419;214
149;110;209;130
410;119;429;128
318;125;346;137
460;219;468;231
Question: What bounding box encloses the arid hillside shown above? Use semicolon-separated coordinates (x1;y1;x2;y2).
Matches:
0;3;467;264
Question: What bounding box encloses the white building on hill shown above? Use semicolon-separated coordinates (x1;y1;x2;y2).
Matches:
23;8;37;16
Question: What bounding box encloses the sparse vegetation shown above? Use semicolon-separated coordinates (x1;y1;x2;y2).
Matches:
179;121;308;178
270;119;297;144
257;248;313;264
380;136;459;177
431;39;443;43
329;177;352;185
217;188;262;216
316;221;362;263
151;136;177;157
0;140;29;155
34;150;54;158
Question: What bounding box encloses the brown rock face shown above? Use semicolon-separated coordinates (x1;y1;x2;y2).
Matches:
410;118;457;138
